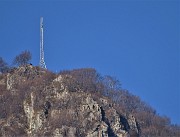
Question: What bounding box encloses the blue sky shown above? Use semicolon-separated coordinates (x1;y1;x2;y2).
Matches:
0;0;179;124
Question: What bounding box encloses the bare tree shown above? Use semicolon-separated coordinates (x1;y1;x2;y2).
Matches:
13;50;32;66
59;68;100;93
0;57;9;73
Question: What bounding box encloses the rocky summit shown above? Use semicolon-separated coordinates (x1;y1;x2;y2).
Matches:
0;65;140;137
1;65;180;137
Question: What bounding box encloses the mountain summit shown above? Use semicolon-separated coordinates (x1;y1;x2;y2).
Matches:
0;65;179;137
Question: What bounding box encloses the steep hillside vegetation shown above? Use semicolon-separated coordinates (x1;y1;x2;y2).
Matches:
0;65;179;137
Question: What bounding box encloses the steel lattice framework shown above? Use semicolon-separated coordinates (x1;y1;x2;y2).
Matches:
40;17;47;69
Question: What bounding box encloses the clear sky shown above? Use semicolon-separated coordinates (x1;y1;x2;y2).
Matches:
0;0;179;124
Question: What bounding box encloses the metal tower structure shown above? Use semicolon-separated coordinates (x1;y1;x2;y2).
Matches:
40;17;47;69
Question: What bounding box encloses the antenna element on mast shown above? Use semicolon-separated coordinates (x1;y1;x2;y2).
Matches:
40;17;47;69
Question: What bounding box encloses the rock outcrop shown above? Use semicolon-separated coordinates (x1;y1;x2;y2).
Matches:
0;65;140;137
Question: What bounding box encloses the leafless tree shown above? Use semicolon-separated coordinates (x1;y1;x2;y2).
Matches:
0;57;9;73
13;50;32;66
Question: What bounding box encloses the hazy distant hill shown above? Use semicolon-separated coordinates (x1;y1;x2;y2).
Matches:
0;65;179;137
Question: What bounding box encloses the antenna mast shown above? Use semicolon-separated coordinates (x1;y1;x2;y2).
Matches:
40;17;47;69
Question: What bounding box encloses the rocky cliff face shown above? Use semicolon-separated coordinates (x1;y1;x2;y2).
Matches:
0;65;140;137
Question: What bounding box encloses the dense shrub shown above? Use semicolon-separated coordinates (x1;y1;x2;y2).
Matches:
59;68;180;136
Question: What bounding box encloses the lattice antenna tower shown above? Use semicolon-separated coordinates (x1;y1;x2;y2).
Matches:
40;17;47;69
